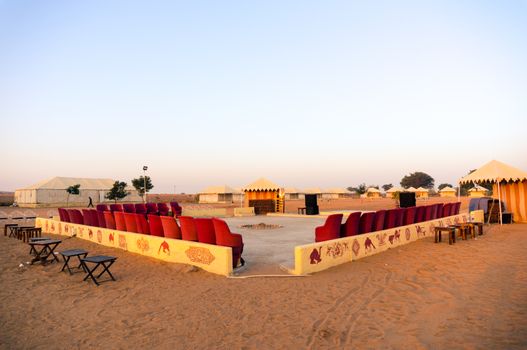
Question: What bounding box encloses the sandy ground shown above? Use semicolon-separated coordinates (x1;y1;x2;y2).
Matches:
1;220;526;349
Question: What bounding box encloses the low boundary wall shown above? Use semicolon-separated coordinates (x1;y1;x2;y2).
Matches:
293;212;469;275
35;218;233;276
181;208;228;217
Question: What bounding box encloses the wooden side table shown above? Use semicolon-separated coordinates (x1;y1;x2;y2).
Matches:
434;227;456;245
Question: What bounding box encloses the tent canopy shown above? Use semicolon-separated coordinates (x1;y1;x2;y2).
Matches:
459;160;527;184
366;187;381;193
243;178;281;192
324;187;353;194
439;186;456;193
20;177;116;190
386;186;404;193
304;187;322;194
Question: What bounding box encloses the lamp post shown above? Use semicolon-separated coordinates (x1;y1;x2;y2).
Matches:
143;165;148;203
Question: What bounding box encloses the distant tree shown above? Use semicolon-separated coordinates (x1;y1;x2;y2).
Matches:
368;185;380;190
400;171;435;189
65;184;80;207
347;183;367;195
105;181;128;203
132;176;154;202
438;183;453;191
382;184;393;191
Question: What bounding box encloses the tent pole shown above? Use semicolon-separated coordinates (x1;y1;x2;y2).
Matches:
497;179;503;226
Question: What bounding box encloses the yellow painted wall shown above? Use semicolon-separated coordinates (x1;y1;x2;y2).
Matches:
293;212;468;275
35;218;233;276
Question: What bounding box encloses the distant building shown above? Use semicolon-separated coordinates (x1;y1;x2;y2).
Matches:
468;184;489;198
439;186;456;198
198;185;243;204
365;187;381;198
321;188;355;199
284;187;304;200
415;187;429;198
14;176;142;208
386;186;404;199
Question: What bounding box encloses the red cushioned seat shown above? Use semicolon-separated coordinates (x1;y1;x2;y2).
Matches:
134;213;150;234
134;203;147;215
103;211;116;230
373;210;386;231
212;218;244;268
315;214;343;242
97;211;106;228
160;216;181;239
123;204;136;213
179;216;198;241
195;218;216;245
157;203;170;216
146;203;159;215
170;202;182;217
340;212;361;237
123;212;138;233
148;214;164;237
359;212;375;234
114;212;127;231
96;204;109;212
110;204;123;213
68;209;84;225
58;208;71;222
403;207;416;225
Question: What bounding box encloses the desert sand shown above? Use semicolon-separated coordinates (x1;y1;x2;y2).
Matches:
1;218;526;349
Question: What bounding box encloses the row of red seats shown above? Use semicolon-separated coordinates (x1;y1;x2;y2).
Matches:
315;202;461;242
57;208;243;268
95;202;182;217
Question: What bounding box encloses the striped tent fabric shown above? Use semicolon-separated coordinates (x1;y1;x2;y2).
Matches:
494;181;527;223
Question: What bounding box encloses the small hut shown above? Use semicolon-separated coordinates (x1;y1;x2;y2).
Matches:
415;187;429;198
198;185;243;204
243;178;283;215
439;186;456;198
468;184;489;198
365;187;381;198
386;186;404;199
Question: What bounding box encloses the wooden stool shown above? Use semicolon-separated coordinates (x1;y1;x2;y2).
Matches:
4;223;17;236
452;223;475;240
434;226;456;245
471;222;483;235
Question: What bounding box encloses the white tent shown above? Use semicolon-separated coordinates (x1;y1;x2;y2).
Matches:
14;177;141;208
322;188;354;199
198;185;243;203
459;160;527;225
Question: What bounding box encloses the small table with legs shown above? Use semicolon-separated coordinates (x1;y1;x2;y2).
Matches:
29;239;62;265
60;249;89;275
81;256;117;286
434;226;456;245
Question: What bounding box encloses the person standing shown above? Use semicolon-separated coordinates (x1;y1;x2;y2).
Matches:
88;196;94;208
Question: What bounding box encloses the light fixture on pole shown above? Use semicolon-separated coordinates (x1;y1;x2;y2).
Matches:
143;165;148;203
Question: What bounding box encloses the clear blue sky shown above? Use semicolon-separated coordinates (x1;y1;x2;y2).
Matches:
1;0;526;193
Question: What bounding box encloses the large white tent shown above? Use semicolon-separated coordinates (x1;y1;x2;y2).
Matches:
459;160;527;224
14;177;141;208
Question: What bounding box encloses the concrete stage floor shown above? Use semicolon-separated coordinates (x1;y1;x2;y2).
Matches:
224;215;327;276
